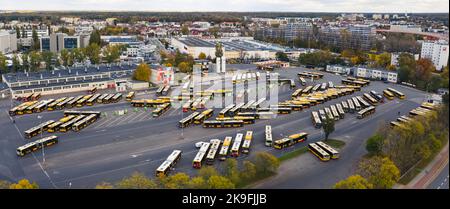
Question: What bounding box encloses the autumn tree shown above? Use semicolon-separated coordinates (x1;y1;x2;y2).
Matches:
239;160;257;183
198;166;219;180
181;25;189;35
60;49;72;67
0;52;7;73
188;176;207;189
252;152;280;176
415;58;436;90
72;48;86;63
103;45;121;63
198;52;207;60
89;29;102;46
9;179;39;189
0;180;11;189
357;156;400;189
207;175;235;189
95;182;114;189
375;52;391;68
133;63;151;82
177;62;190;73
116;172;157;189
333;175;373;189
162;173;190;189
366;134;384;155
84;43;101;64
221;158;240;185
322;115;335;141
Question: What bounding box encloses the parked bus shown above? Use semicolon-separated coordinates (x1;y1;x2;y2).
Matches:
318;109;327;121
324;107;334;120
111;93;122;103
312;84;321;92
194;109;214;124
420;102;436;110
387;88;405;99
25;101;43;114
63;110;101;118
24;120;55;139
230;133;243;157
328;81;334;88
219;136;233;161
302;86;313;94
126;92;135;101
47;121;63;133
16;101;38;115
265;125;273;147
86;94;101;106
152;103;171;118
203;120;244;128
66;95;83;108
218;104;235;118
156;86;165;96
162;85;171;96
75;95;92;107
273;132;307;149
59;115;85;132
206;139;221;165
102;94;115;104
363;93;378;106
383;90;395;100
250;98;266;110
311;111;322;128
335;103;345;119
308;143;330;161
192;142;210;169
182;100;193;112
347;99;355;113
31;92;41;101
97;94;109;103
16;135;58;157
241;100;256;111
19;93;33;102
330;105;340;121
228;102;245;117
316;141;340;159
357;106;376;119
292;89;303;99
156;150;182;177
242;131;253;154
357;96;370;108
299;77;306;86
370;90;383;101
352;97;361;111
88;87;97;94
72;114;98;131
179;112;200;128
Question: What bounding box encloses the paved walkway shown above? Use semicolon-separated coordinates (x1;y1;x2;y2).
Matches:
397;143;449;189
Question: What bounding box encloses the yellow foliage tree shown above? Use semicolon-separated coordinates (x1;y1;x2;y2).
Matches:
133;63;151;82
163;173;190;189
116;172;157;189
207;175;235;189
95;182;114;189
9;179;39;189
198;52;207;60
333;175;373;189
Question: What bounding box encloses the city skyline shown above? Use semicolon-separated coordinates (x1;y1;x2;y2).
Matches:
1;0;449;13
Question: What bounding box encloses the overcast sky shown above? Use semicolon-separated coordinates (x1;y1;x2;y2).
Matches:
1;0;449;13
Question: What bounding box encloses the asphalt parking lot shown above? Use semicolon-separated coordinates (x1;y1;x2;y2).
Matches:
0;65;430;188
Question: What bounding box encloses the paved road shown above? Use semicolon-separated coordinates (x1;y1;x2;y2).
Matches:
428;162;449;189
0;66;430;188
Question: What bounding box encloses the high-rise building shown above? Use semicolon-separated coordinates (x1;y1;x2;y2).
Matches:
0;30;17;54
420;40;449;71
255;23;313;42
40;33;80;53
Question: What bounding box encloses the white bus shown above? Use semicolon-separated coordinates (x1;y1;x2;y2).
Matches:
193;142;210;169
230;133;243;157
206;139;221;165
265;125;273;147
156;150;182;177
242;131;253;154
311;111;322;128
219;136;233;161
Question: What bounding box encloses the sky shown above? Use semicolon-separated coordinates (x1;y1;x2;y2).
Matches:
1;0;449;13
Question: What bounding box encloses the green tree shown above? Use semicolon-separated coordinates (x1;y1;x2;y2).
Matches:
22;53;29;71
72;48;86;63
132;63;151;82
116;172;157;189
366;134;384;155
252;152;280;176
32;28;40;50
215;43;223;58
163;173;190;189
198;52;207;60
322;115;335;141
181;25;189;35
89;29;102;46
0;180;11;189
103;45;121;63
207;175;235;189
15;27;21;39
60;49;72;67
333;175;373;189
21;27;26;38
29;51;42;71
375;52;391;68
357;156;400;189
41;51;54;70
240;160;257;182
177;62;190;73
0;52;7;73
12;54;20;72
84;43;101;64
398;53;416;83
95;182;114;189
188;176;207;189
9;179;39;189
222;158;240;185
276;51;289;62
198;166;219;180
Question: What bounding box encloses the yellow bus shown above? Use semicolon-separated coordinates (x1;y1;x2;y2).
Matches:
308;143;330;161
383;89;395;100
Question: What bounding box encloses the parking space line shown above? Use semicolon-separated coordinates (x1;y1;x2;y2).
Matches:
100;114;128;128
114;111;140;126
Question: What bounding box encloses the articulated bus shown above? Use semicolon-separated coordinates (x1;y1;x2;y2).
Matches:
357;96;371;108
72;114;98;131
206;139;221;165
24;120;55;139
126;92;135;101
193;142;210;169
25;101;42;114
241;100;256;112
257;107;292;114
33;99;54;113
311;111;322;128
250;98;266;110
308;143;330;161
330;105;340;121
219;136;233;161
363;93;378;106
299;77;306;86
218;104;235;118
179;112;200;128
194;109;214;124
102;94;115;104
265;125;273;147
230;133;243;157
273;132;307;149
96;94;109;103
383;90;395;100
16;101;37;115
335;103;345;119
352;97;361;111
242;131;253;154
45;97;65;111
67;95;84;108
63;110;101;118
156;150;182;177
357;106;376;119
17;135;58;157
387;88;405;99
347;99;355;113
152;103;171;118
203;120;244;128
217;116;255;124
59;115;86;132
111;93;122;103
86;94;101;106
9;102;31;116
59;115;77;123
316;141;340;159
228;103;245;117
47;121;63;133
76;95;92;107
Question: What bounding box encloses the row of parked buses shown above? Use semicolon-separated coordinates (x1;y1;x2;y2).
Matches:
17;135;59;157
297;71;324;80
383;87;406;100
308;141;340;161
152;103;171;118
192;131;254;169
9;92;123;116
267;78;296;88
156;85;171;96
15;92;41;102
155;150;182;177
182;97;210;112
390;102;437;128
341;77;370;87
232;72;261;84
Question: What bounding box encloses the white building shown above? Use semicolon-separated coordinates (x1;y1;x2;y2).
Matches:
420;40;449;71
326;65;352;74
0;30;17;54
355;67;398;83
391;52;419;66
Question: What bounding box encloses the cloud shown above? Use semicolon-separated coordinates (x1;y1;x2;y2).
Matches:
1;0;448;12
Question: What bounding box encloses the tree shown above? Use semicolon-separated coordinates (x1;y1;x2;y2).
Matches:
222;158;240;185
188;176;206;189
12;54;20;72
333;175;373;189
240;160;257;182
252;152;280;176
415;58;435;90
0;52;7;73
84;43;101;64
276;51;289;62
41;51;54;71
22;53;29;71
15;27;21;39
0;180;11;189
29;51;42;71
163;173;190;189
398;53;416;83
95;182;114;189
215;43;223;58
89;29;102;46
198;52;207;60
116;172;157;189
366;134;384;155
207;175;235;189
9;179;39;189
322;115;335;141
177;62;190;73
21;27;26;38
72;48;86;63
103;45;121;63
60;49;72;67
198;166;219;180
181;25;189;35
357;156;400;189
132;63;151;82
375;52;391;68
32;28;40;50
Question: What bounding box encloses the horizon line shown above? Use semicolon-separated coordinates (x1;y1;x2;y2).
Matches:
1;10;449;14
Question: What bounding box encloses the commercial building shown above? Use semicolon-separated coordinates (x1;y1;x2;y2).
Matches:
326;65;398;83
40;33;81;53
101;36;141;46
420;40;449;71
2;62;138;98
0;30;17;54
171;37;218;59
255;23;313;42
390;52;419;66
